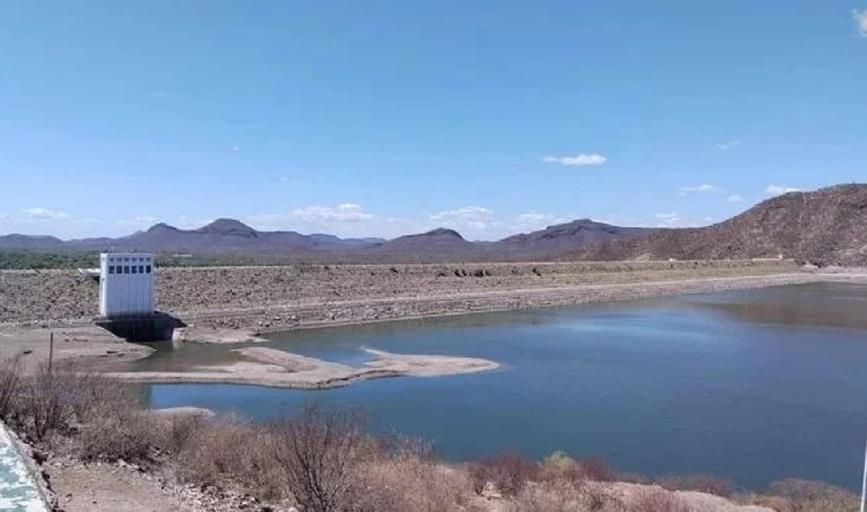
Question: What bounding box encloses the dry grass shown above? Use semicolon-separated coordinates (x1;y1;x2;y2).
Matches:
0;356;861;512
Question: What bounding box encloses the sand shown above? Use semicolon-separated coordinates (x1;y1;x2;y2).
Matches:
102;346;500;389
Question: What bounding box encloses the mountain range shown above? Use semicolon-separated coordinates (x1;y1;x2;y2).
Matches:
2;184;865;265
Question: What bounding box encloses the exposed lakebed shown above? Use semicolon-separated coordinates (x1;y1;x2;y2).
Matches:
143;282;867;490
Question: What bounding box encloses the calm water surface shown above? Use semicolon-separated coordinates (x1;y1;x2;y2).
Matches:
144;282;867;490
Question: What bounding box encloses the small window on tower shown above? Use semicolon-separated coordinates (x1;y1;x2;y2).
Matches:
108;266;115;274
124;266;130;274
132;265;137;274
139;265;144;273
146;265;151;273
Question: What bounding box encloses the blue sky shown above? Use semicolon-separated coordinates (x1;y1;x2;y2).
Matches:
1;1;866;240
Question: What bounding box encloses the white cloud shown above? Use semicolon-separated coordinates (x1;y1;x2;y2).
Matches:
513;211;573;232
854;8;867;37
716;140;742;150
766;185;800;196
677;184;716;196
654;212;682;227
429;206;492;222
542;153;607;166
116;215;159;227
231;145;240;152
292;203;373;223
279;177;292;184
726;194;744;203
428;206;496;230
20;207;70;221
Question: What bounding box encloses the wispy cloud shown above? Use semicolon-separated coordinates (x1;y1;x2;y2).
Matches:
654;212;682;227
231;145;241;152
726;194;744;203
429;206;496;230
515;211;563;230
542;153;607;166
677;184;716;196
715;140;742;150
116;215;159;227
854;8;867;37
292;203;373;223
766;185;800;196
20;207;70;221
279;177;292;184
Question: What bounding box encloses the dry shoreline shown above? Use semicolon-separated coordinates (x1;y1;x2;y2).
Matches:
1;261;866;389
103;346;501;389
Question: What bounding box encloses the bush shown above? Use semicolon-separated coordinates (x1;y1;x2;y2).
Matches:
352;457;472;512
16;366;78;441
269;404;368;512
0;356;22;420
76;411;158;463
580;456;619;482
766;478;858;512
468;453;538;497
627;487;691;512
657;473;733;496
176;417;278;496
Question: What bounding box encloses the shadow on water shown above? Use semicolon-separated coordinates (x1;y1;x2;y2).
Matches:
95;311;187;342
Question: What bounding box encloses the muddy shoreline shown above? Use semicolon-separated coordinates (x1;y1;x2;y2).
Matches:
2;261;865;388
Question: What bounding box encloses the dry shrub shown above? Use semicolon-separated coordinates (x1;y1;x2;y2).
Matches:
657;473;733;496
516;481;629;512
580;456;619;482
176;417;279;496
76;410;159;463
469;453;538;497
539;451;584;484
15;366;79;441
765;478;858;512
353;457;473;512
269;404;368;512
626;486;692;512
0;356;22;420
514;481;587;512
160;413;208;455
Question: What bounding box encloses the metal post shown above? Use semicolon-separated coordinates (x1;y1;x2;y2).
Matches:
48;331;54;373
861;436;867;512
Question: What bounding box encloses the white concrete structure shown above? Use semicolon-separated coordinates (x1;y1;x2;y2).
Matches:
99;253;155;318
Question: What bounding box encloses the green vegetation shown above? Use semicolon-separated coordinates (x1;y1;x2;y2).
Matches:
0;249;314;270
0;250;101;270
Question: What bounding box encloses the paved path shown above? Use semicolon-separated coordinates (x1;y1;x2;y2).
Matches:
0;422;49;512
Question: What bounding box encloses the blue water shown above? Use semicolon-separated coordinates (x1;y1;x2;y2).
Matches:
145;282;867;490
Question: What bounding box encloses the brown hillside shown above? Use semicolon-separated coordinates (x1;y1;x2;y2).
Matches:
575;184;867;266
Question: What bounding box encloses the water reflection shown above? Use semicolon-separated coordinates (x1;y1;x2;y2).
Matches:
143;282;867;490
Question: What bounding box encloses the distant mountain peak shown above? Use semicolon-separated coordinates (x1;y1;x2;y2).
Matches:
196;218;257;237
420;228;464;239
147;222;178;233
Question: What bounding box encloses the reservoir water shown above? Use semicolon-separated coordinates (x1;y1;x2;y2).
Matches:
144;282;867;490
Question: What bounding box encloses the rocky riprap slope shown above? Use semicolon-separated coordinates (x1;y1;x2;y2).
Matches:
0;260;800;326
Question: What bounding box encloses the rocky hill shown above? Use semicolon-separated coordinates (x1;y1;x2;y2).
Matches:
0;218;652;262
490;219;652;259
575;184;867;266
2;184;865;265
0;219;385;255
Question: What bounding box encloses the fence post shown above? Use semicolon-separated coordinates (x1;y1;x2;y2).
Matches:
48;331;54;373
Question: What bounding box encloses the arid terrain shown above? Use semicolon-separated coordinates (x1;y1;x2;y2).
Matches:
3;258;866;389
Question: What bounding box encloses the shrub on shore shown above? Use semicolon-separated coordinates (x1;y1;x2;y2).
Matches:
0;357;862;512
